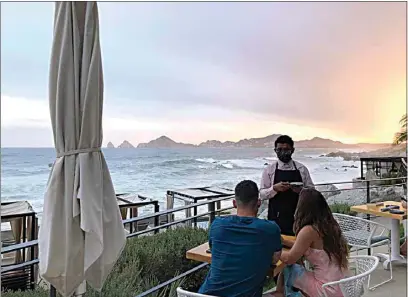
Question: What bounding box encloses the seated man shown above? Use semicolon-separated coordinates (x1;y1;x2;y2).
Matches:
199;180;282;297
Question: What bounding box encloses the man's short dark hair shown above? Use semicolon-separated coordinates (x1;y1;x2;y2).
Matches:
275;135;294;148
235;180;259;206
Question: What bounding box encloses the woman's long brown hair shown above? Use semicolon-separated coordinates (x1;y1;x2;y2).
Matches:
294;188;349;269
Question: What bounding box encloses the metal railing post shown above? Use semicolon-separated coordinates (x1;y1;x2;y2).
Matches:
209;201;216;225
366;180;371;256
154;202;160;234
30;213;36;290
193;198;198;227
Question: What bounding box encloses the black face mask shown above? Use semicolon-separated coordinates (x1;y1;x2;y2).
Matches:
275;149;293;163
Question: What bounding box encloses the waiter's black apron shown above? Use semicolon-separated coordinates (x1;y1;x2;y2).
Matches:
268;162;303;236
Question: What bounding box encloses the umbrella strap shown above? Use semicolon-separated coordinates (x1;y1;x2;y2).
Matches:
57;147;101;158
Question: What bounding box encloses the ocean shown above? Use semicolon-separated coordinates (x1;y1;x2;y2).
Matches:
1;147;362;220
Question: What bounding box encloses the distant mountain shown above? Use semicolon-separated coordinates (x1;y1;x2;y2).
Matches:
118;140;135;148
199;135;390;149
137;136;195;148
354;143;391;150
199;134;281;148
199;140;224;148
296;137;348;148
107;142;115;149
296;137;391;149
111;134;391;149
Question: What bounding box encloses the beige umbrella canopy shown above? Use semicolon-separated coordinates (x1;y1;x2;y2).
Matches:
39;2;126;296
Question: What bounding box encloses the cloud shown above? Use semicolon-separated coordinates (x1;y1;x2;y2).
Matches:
97;2;406;136
1;2;406;146
1;96;51;128
2;94;349;147
0;94;264;147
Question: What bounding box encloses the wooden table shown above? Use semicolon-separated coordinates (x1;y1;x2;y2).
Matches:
351;201;407;269
186;235;295;277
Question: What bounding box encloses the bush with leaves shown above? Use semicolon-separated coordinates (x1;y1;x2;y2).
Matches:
329;203;357;216
3;227;209;297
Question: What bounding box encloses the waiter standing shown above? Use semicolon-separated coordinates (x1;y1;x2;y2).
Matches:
259;135;314;235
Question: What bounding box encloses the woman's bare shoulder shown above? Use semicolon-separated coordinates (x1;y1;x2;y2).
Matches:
298;225;320;239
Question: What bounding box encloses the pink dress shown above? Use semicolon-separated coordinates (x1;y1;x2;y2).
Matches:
285;247;345;297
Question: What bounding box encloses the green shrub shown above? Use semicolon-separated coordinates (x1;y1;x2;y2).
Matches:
263;277;276;292
3;227;209;297
114;227;209;292
1;289;48;297
329;203;357;216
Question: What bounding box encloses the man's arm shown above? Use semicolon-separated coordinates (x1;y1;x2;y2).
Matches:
259;165;277;200
268;224;283;265
300;165;314;189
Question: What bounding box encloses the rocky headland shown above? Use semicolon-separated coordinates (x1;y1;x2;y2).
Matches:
320;143;406;161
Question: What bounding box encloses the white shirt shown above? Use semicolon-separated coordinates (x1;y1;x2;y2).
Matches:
259;159;315;201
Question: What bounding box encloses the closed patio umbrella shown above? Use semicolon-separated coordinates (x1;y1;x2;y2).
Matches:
39;2;126;296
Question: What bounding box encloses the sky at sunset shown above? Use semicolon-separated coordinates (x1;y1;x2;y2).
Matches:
1;2;406;147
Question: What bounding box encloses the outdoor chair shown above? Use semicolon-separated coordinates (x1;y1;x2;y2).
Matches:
177;288;217;297
322;255;379;297
333;213;391;290
1;202;38;292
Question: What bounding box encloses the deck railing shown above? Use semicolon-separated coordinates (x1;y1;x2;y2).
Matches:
1;177;406;296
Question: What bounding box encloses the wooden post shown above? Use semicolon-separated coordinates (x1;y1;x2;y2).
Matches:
185;201;192;227
166;192;174;223
131;207;139;232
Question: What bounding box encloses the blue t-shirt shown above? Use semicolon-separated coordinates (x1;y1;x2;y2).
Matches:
198;216;282;297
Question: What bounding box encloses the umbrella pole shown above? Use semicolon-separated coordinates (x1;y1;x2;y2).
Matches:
50;286;56;297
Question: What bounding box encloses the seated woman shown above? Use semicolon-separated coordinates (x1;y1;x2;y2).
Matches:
271;189;349;297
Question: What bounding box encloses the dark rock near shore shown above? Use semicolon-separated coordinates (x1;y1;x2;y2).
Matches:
322;151;360;161
316;184;341;199
326;185;405;206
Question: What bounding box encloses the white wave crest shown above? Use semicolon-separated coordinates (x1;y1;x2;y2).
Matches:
196;158;265;169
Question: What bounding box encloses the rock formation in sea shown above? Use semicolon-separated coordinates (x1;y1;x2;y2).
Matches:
107;142;115;148
118;140;135;148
